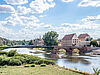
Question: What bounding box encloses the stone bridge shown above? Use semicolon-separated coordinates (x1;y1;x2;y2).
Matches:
0;45;91;55
51;46;91;55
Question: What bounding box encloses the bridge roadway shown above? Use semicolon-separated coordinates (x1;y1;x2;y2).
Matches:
0;45;54;49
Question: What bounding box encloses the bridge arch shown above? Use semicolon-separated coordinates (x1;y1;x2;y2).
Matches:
51;46;86;55
52;46;73;55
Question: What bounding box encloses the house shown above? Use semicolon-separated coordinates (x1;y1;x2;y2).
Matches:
62;33;79;47
33;38;44;46
78;33;91;46
97;39;100;46
78;33;90;41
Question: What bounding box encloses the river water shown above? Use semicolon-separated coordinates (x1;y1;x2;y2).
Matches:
3;48;100;73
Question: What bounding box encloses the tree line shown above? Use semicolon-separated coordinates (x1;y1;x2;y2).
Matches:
0;37;30;46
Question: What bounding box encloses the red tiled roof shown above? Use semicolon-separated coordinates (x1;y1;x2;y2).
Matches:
78;33;90;38
62;33;75;40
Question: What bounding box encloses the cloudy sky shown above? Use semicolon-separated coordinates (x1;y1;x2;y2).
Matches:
0;0;100;40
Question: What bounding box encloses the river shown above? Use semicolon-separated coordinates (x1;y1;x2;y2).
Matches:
3;48;100;73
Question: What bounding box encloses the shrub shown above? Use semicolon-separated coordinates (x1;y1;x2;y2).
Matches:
0;52;56;66
13;56;26;64
24;65;30;67
1;58;10;66
30;64;35;67
74;67;77;70
37;59;45;65
40;64;46;67
9;58;22;66
15;54;42;64
34;61;39;65
0;51;8;55
44;60;56;65
0;55;10;66
8;50;17;57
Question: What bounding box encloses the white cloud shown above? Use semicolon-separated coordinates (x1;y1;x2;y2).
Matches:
20;16;39;23
4;0;28;5
5;13;23;26
78;0;100;7
81;15;100;24
62;0;74;3
30;0;55;13
0;22;14;39
4;12;40;26
0;5;15;13
17;6;31;15
43;24;53;29
39;15;47;18
19;16;40;28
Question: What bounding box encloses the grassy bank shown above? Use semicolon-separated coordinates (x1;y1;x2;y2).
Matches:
0;65;82;75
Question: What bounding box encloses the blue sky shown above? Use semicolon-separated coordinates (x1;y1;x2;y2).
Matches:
0;0;100;40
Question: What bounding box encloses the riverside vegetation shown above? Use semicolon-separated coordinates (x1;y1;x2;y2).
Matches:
0;50;84;75
0;50;56;66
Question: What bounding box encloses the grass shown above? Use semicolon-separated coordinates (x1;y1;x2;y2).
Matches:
0;65;83;75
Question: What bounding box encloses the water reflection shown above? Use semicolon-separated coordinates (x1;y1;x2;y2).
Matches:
2;48;100;73
65;56;91;65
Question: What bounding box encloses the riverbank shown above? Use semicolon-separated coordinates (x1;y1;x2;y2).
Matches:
3;48;100;73
0;65;83;75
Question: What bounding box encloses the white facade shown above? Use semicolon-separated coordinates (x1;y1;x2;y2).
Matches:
62;33;79;47
79;41;90;47
72;34;79;46
97;41;100;45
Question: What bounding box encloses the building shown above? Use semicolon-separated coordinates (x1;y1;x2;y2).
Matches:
33;38;44;46
78;33;91;46
78;33;90;41
97;39;100;46
62;33;79;47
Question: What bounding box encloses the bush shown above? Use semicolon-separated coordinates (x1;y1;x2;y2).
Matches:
15;54;42;64
8;50;17;57
0;51;56;66
24;65;30;67
1;58;10;66
9;58;22;66
44;60;56;65
0;55;10;66
13;56;26;64
37;59;45;65
0;51;8;55
40;64;46;67
30;64;35;67
34;61;39;65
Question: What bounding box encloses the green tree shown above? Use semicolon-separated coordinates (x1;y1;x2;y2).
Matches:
43;31;59;46
86;38;93;41
28;40;34;45
90;40;98;47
